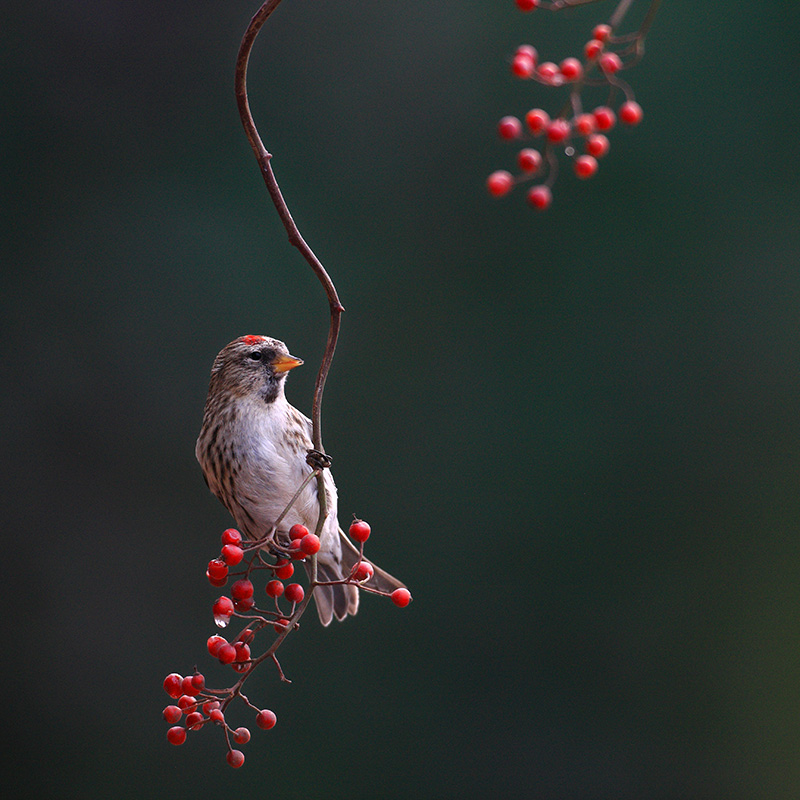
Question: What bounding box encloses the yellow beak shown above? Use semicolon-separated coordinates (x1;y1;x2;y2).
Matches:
271;353;304;373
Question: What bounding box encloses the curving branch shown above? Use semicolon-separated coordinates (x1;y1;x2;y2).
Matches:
234;0;344;460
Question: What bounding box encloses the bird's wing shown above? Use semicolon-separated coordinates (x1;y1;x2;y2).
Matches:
287;404;314;443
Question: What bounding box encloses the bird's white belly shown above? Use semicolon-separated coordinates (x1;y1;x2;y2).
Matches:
233;397;339;553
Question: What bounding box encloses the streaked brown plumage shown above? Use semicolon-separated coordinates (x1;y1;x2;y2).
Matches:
195;335;404;625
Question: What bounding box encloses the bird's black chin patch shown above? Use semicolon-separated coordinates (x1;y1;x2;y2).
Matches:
260;373;284;404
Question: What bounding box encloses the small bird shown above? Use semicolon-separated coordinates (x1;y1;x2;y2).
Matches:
196;334;404;625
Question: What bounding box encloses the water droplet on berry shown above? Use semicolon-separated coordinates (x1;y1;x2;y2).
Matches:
214;613;230;628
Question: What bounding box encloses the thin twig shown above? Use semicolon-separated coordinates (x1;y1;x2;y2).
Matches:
609;0;637;29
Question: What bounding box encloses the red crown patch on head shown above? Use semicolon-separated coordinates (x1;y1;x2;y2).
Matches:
241;335;265;346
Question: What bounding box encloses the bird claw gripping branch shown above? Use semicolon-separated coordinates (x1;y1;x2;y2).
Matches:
306;449;333;470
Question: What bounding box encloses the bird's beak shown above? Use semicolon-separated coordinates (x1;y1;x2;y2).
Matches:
271;353;304;373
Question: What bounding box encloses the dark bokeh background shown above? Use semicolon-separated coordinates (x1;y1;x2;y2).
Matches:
5;1;800;797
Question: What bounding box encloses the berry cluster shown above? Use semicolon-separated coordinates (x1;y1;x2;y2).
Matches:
163;520;411;767
162;669;276;768
488;0;659;209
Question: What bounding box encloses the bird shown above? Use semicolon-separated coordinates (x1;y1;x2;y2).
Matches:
195;334;405;625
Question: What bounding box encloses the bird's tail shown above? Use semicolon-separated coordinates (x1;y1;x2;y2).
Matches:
308;527;406;626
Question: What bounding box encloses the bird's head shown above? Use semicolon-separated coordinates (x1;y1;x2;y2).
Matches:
209;335;303;403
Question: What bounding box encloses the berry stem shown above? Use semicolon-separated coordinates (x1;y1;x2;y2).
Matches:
635;0;662;45
540;1;605;10
217;583;317;705
608;0;636;30
270;468;322;539
271;653;290;683
607;0;662;54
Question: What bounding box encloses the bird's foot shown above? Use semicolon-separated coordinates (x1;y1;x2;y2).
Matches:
306;449;332;470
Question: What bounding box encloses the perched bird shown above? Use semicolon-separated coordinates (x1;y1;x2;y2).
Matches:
196;334;404;625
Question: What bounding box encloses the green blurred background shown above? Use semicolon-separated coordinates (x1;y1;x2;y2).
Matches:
5;0;800;797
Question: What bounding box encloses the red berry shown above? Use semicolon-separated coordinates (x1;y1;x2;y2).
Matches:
390;588;413;607
231;579;254;601
163;673;183;699
517;148;542;173
536;61;559;84
203;700;221;714
234;642;251;662
349;520;371;543
487;170;514;198
181;675;201;697
256;709;277;730
213;595;234;620
593;106;616;131
207;559;228;581
207;635;227;656
354;561;374;582
221;544;244;566
497;116;523;140
233;727;251;745
527;185;552;210
273;618;290;633
218;644;237;664
289;539;306;559
515;44;537;63
185;711;204;731
584;39;603;60
525;108;550;135
546;118;571;143
206;572;227;588
266;579;285;598
234;596;255;613
227;750;245;768
167;726;187;746
586;134;610;158
300;533;321;555
209;708;225;723
515;0;539;10
177;695;197;712
236;628;255;644
511;53;535;78
600;52;622;74
221;528;242;546
191;673;205;690
574;155;598;179
619;100;643;125
574;113;595;136
288;523;309;539
559;57;583;82
275;560;294;580
163;705;182;724
285;583;304;604
593;24;612;42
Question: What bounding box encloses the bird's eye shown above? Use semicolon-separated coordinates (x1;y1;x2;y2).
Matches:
248;351;262;361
